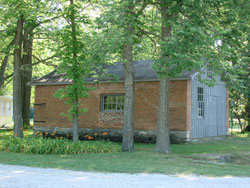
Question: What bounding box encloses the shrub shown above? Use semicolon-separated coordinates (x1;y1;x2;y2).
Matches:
2;136;121;154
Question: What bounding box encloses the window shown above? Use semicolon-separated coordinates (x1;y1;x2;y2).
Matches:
207;65;213;79
6;102;11;116
101;94;125;112
0;102;5;116
197;87;204;118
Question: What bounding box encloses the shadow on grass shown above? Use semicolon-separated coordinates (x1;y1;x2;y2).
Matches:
0;129;250;177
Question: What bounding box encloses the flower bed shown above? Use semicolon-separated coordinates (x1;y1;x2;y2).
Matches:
2;136;121;154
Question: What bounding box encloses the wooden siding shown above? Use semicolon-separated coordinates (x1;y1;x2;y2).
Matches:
190;72;227;139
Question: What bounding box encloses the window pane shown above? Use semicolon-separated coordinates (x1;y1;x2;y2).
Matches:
198;94;203;102
198;102;204;118
6;102;11;116
198;87;203;94
117;104;122;110
112;96;116;103
108;96;112;103
117;96;122;103
103;96;108;110
108;103;112;110
198;87;204;102
102;95;125;111
112;103;116;110
1;102;5;116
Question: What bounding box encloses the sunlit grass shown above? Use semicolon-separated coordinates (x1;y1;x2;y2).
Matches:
0;129;250;177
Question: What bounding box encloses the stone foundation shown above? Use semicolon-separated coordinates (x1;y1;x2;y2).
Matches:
33;126;190;143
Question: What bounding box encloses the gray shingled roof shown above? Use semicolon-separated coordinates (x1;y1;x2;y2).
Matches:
29;60;196;86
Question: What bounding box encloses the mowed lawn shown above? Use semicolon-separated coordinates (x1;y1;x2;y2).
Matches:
0;129;250;177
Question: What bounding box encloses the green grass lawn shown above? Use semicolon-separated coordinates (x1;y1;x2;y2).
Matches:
0;129;250;177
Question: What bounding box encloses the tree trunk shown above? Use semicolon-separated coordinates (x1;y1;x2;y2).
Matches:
122;1;135;152
70;0;79;142
13;16;24;138
155;0;171;153
0;56;9;91
155;78;171;153
245;97;250;127
234;112;244;132
122;44;135;152
21;28;33;127
72;99;79;142
0;37;16;90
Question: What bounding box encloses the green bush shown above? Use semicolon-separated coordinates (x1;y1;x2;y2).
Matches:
2;136;121;154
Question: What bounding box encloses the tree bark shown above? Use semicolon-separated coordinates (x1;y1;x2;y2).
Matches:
155;78;171;153
122;0;135;152
70;0;79;142
0;56;9;91
245;98;250;127
13;16;24;138
155;0;171;153
0;37;16;90
21;28;33;127
234;111;244;132
72;99;79;142
122;44;135;152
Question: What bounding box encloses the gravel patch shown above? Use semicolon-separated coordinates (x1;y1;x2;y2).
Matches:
0;164;250;188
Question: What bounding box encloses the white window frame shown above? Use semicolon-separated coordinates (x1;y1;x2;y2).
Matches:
101;94;125;112
197;87;204;118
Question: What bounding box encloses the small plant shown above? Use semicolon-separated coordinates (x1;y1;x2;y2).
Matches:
2;136;121;155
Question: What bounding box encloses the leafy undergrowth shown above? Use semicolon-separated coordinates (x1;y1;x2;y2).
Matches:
1;130;121;154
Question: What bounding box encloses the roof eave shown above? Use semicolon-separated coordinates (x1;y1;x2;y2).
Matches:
28;77;192;86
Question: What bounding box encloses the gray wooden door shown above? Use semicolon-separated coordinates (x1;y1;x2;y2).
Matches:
207;96;219;137
207;95;226;137
217;96;227;136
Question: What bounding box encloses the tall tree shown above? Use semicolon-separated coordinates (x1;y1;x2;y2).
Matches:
155;0;171;153
152;0;250;152
0;0;61;137
218;0;250;129
95;0;149;151
70;0;80;142
54;0;93;142
21;27;33;127
122;0;135;152
20;1;62;127
13;16;24;137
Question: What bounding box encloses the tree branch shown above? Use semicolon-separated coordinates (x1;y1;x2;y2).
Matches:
138;27;161;39
2;76;13;88
137;28;158;57
31;15;64;32
4;73;13;80
31;55;59;67
0;36;17;88
62;15;72;25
